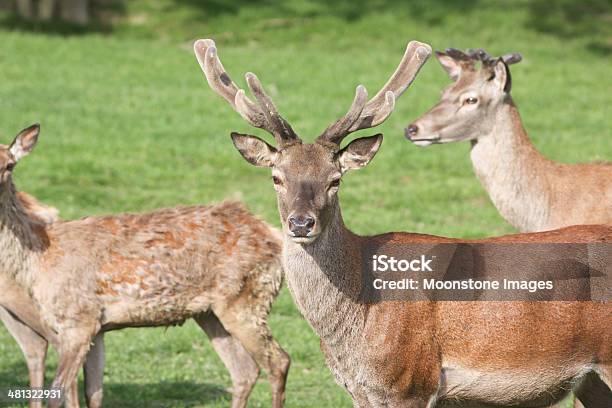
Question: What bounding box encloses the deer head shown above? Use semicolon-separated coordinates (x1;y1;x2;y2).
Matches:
195;39;431;243
0;124;40;185
405;48;522;146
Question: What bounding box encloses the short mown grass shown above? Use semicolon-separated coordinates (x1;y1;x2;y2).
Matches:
0;1;609;406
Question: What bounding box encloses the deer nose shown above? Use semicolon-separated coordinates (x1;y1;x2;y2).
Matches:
405;124;419;139
288;215;315;237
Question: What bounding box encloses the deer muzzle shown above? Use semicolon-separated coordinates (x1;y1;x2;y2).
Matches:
288;214;316;239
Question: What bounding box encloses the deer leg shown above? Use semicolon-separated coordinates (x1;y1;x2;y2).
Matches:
48;330;96;408
213;306;290;408
64;382;80;408
0;307;47;408
83;333;105;408
575;368;612;408
194;313;260;408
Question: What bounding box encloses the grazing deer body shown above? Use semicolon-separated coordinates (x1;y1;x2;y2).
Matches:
195;39;612;407
0;125;289;408
405;49;612;232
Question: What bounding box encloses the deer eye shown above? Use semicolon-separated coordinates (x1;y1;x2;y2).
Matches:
272;176;282;186
329;178;341;188
465;97;478;105
5;163;15;172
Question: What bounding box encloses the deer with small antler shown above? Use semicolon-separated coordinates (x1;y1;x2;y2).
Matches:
195;39;611;407
405;48;611;233
0;124;290;408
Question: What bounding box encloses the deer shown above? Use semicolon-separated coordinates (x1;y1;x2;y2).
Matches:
1;190;108;408
3;167;139;408
1;191;61;408
405;48;612;233
0;124;290;408
194;38;612;407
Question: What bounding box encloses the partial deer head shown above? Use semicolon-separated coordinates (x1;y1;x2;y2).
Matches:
405;48;522;146
0;124;40;185
195;39;431;243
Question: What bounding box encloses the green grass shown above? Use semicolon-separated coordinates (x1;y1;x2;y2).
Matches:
0;0;609;406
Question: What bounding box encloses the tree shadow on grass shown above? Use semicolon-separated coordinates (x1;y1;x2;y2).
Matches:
0;0;124;36
101;381;229;408
175;0;482;24
525;0;612;56
0;0;610;56
0;361;229;407
0;14;106;35
179;0;610;56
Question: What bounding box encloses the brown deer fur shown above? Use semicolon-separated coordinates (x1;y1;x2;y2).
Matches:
405;48;612;232
1;190;61;408
0;125;289;408
195;39;612;407
2;191;109;408
16;191;59;225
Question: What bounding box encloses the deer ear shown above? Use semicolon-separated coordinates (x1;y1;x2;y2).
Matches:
9;123;40;162
491;59;511;93
337;134;383;173
231;132;278;167
435;52;462;81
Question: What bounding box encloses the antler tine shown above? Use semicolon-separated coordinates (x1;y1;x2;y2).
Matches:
317;41;432;146
357;41;431;128
194;39;299;146
446;48;471;61
194;39;237;105
467;48;493;62
245;73;299;145
465;48;522;67
502;53;522;65
317;85;369;145
194;39;266;128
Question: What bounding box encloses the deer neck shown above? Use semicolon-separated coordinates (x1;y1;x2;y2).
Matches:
282;200;366;350
469;100;553;232
0;183;46;279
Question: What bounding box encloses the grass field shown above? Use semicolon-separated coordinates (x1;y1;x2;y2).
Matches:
0;0;610;406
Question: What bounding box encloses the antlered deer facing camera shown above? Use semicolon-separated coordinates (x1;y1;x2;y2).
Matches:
195;39;611;408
